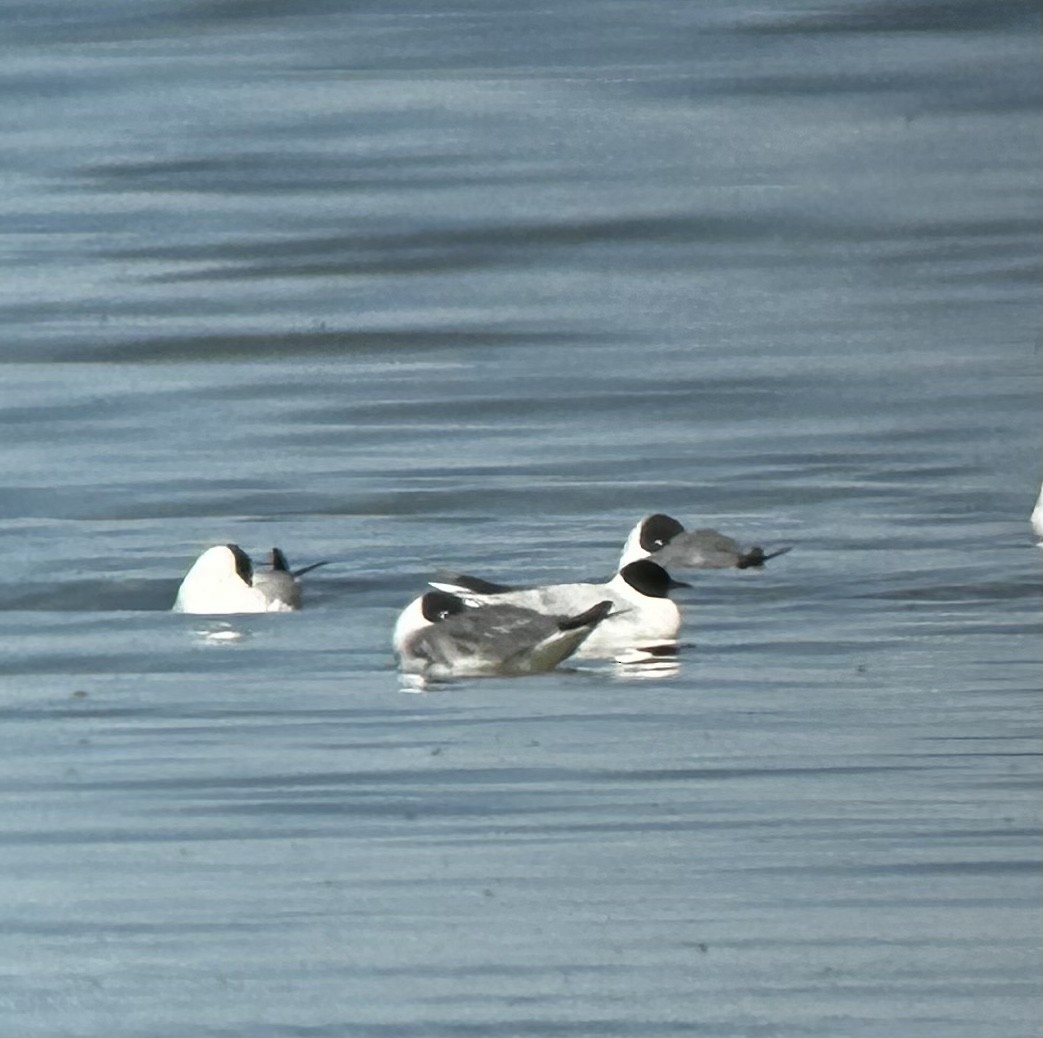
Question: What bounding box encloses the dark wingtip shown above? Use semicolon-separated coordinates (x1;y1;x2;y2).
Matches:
432;570;515;595
558;599;614;631
736;545;793;569
291;560;330;578
270;547;291;572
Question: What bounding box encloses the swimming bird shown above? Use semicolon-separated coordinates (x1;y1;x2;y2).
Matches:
619;513;791;571
250;547;328;611
393;590;614;679
172;544;272;614
430;559;686;662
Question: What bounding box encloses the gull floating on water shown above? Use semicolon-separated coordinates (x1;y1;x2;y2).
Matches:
393;589;614;679
172;544;325;614
430;559;686;663
619;513;791;571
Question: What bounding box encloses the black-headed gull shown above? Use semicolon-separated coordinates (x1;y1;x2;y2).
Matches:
430;559;686;663
619;513;791;571
393;590;614;679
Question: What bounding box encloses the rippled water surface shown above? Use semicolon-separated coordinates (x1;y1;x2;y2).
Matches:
1;2;1040;1035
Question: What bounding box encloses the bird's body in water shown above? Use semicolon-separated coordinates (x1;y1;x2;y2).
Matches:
430;559;686;663
251;548;328;610
172;544;270;614
619;513;791;571
172;545;327;614
393;590;614;679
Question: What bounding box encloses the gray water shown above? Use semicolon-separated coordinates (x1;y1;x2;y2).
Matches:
1;2;1040;1035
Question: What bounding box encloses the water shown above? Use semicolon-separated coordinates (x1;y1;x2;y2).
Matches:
1;1;1040;1035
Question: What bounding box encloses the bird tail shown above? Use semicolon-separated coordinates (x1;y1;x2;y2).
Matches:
736;545;793;569
291;561;330;578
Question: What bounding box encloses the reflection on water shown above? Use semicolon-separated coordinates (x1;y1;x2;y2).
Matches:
611;657;682;681
395;651;683;690
194;622;252;645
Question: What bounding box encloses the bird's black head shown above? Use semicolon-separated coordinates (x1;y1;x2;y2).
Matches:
640;513;685;552
420;590;467;623
270;547;291;572
226;544;254;586
619;559;688;598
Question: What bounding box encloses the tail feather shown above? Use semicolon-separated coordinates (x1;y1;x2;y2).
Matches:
291;561;330;578
736;545;793;569
270;548;328;578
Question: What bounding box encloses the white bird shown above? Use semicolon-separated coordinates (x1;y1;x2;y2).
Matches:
430;559;686;662
619;513;791;571
393;590;614;679
250;547;328;611
1032;484;1043;541
172;544;281;615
